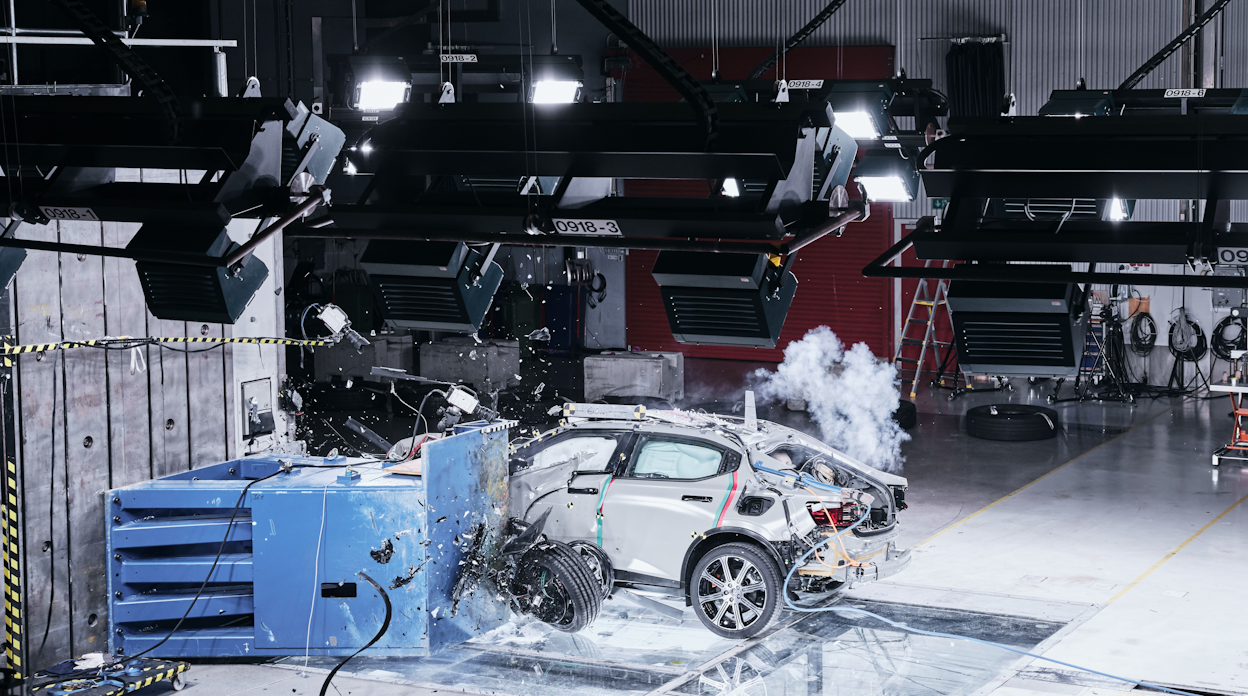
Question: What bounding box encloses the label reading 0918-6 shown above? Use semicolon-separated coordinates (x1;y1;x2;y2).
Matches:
552;219;622;236
1164;88;1206;98
1218;247;1248;265
40;206;99;221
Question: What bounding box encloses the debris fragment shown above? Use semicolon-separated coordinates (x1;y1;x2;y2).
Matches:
526;327;551;341
369;538;395;564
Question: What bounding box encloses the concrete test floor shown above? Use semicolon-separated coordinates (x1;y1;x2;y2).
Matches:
159;384;1248;696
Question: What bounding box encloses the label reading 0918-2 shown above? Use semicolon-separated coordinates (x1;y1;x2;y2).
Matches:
40;206;99;221
440;54;478;63
1218;247;1248;264
552;219;622;236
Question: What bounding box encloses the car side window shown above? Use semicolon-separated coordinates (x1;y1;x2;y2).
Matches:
627;438;725;480
514;435;619;474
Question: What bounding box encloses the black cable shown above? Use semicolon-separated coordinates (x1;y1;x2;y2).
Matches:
1211;316;1246;361
319;572;391;696
1130;312;1157;357
37;351;57;663
1168;317;1207;362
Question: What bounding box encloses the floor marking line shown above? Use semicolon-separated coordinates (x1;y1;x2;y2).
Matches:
1105;490;1248;605
914;406;1173;549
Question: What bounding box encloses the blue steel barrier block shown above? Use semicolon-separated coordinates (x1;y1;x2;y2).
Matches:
424;421;512;652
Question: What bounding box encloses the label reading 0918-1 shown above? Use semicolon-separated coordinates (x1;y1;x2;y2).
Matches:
1218;247;1248;265
40;206;99;221
552;219;622;236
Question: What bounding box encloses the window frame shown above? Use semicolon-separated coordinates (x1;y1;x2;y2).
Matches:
621;434;738;482
509;430;630;476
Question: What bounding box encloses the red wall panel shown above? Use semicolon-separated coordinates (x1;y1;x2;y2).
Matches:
621;45;897;362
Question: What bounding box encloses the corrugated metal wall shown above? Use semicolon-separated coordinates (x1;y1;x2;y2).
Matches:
629;0;1247;222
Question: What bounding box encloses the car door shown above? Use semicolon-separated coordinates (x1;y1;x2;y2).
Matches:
509;430;630;545
600;434;741;584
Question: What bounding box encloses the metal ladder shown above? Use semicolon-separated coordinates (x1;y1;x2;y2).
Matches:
893;260;958;399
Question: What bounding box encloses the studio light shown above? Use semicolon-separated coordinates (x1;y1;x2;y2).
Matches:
531;80;582;103
721;177;741;197
831;110;881;139
342;56;413;111
1108;197;1129;221
854;154;920;202
355;81;410;110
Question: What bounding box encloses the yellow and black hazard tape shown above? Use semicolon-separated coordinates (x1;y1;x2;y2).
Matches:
31;660;188;694
0;336;327;366
2;460;21;681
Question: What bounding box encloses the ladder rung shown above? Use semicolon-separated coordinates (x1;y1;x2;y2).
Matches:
894;357;918;363
901;338;923;345
914;300;946;306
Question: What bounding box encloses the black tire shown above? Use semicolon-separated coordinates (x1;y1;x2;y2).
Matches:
892;400;917;430
965;404;1059;441
512;540;603;633
691;542;783;639
569;540;615;601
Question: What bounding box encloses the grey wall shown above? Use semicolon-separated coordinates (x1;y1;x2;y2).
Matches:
9;169;291;667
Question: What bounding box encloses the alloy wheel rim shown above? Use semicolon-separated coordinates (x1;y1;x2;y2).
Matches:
697;554;767;632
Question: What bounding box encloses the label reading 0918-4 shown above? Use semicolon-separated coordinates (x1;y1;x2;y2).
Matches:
1217;247;1248;265
552;219;622;236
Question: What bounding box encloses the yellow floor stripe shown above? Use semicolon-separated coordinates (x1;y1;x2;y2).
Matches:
913;406;1174;549
1106;490;1248;605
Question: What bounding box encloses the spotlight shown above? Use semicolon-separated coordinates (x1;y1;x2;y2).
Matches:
831;110;881;140
355;81;410;111
531;80;582;103
825;83;892;141
721;178;740;197
854;155;919;202
342;56;412;111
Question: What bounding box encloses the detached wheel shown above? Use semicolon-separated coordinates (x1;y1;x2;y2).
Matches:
692;543;782;639
569;540;614;601
512;540;602;633
965;404;1059;441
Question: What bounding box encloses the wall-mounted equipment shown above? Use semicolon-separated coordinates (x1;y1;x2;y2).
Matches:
241;378;275;438
361;241;503;332
946;278;1088;378
651;251;797;348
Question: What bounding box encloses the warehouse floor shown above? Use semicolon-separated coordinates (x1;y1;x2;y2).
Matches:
173;383;1247;696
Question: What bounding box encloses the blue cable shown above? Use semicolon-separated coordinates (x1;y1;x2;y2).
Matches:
751;463;842;493
781;507;1199;696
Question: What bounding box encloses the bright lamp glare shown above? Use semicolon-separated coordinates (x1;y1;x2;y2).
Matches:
356;81;409;110
722;178;740;197
1109;198;1128;221
857;175;913;202
833;110;881;139
532;80;582;104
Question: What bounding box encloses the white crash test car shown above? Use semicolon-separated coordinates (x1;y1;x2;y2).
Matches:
507;405;910;638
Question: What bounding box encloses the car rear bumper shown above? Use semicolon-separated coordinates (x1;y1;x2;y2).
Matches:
796;542;911;588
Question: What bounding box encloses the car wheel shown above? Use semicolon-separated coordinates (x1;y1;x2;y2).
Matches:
893;399;917;430
512;540;603;633
691;543;782;639
569;540;614;601
965;404;1059;441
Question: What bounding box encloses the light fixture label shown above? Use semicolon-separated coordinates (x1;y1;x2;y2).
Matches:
787;80;824;89
39;206;98;221
440;54;478;63
552;219;622;236
1163;88;1206;98
1217;247;1248;264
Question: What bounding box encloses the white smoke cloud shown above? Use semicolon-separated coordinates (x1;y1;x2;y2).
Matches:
753;326;909;472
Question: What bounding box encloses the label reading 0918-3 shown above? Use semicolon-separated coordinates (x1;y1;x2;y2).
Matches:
1218;247;1248;265
552;219;622;236
39;206;99;221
